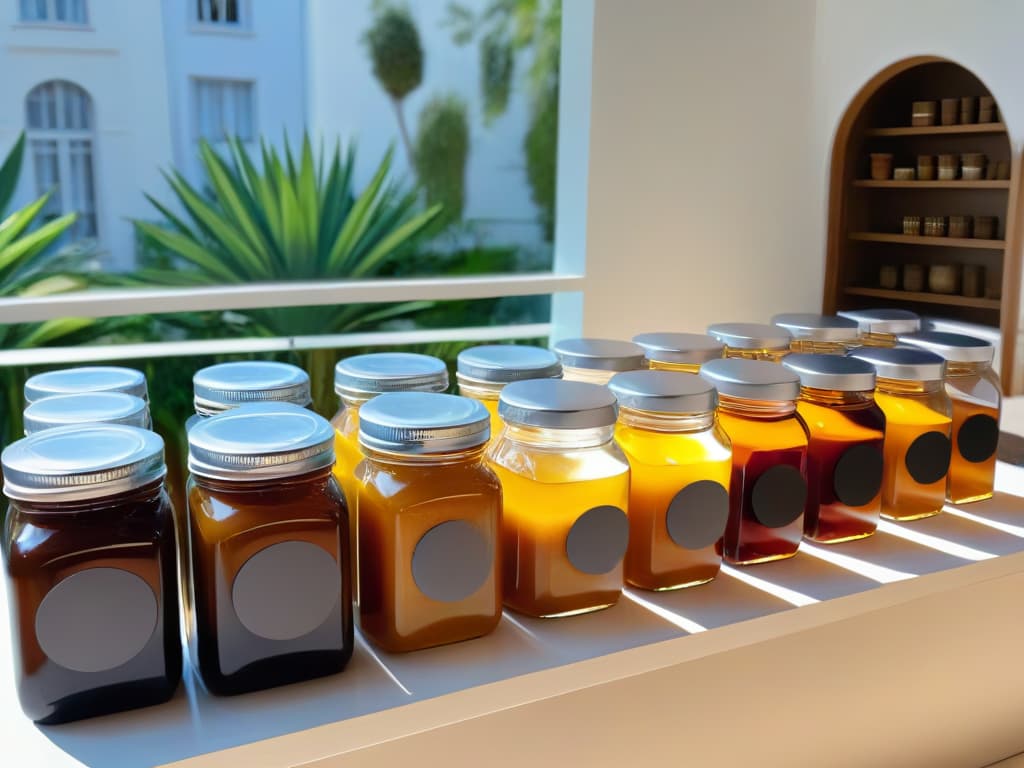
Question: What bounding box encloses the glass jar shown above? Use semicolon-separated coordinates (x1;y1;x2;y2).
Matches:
456;344;562;436
700;359;808;564
771;313;861;355
23;365;149;405
706;322;793;362
22;392;150;435
849;347;952;520
632;332;724;373
187;402;352;695
781;354;885;543
358;392;501;652
2;425;180;723
187;361;312;430
897;331;1000;504
609;370;732;590
552;338;646;384
837;308;921;348
488;379;630;617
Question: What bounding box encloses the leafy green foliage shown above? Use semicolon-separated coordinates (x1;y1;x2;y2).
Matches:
364;4;424;100
526;79;558;241
480;29;515;123
413;95;470;228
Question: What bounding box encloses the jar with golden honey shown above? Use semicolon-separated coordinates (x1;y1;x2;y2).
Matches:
552;338;646;384
706;322;793;362
897;332;1000;504
771;313;861;355
609;371;731;590
488;379;630;617
24;365;149;405
22;392;150;435
188;361;311;430
781;354;885;543
632;332;724;373
700;359;808;564
358;392;501;652
456;344;562;436
849;347;952;520
837;308;921;348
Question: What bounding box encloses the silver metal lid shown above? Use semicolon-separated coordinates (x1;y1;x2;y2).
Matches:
771;313;860;342
187;402;335;482
358;392;490;454
706;322;792;350
457;345;562;383
23;392;151;435
781;353;876;391
837;308;921;335
3;424;166;503
192;361;311;415
24;366;148;404
334;352;449;397
699;358;801;401
632;332;724;365
552;338;647;372
608;370;717;413
848;346;945;381
499;379;618;429
896;331;995;364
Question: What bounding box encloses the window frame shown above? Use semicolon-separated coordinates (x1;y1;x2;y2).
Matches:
190;76;257;144
189;0;252;34
17;0;89;27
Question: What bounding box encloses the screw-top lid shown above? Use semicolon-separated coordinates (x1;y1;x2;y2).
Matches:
706;322;793;350
187;402;335;482
848;346;945;382
23;392;151;435
837;308;921;335
608;370;717;413
552;338;647;372
632;332;724;366
771;313;860;343
3;424;165;503
24;366;148;404
334;352;449;398
896;331;995;365
699;358;801;401
192;361;312;415
499;379;618;429
358;392;490;454
457;345;562;384
781;353;876;391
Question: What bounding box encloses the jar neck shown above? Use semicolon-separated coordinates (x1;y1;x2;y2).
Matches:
718;393;796;419
456;375;503;401
11;479;166;514
945;360;992;378
875;377;943;395
500;423;615;449
790;339;853;355
799;387;875;407
362;444;487;467
618;407;714;433
192;466;334;492
339;393;372;408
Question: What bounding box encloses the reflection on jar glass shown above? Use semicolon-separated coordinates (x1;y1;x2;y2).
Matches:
771;313;860;356
552;338;646;384
706;322;793;362
838;308;921;348
632;332;724;374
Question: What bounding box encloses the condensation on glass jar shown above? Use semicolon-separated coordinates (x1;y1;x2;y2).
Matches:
23;365;149;405
849;347;951;521
771;313;861;355
706;322;793;362
488;379;630;617
781;354;885;544
2;424;180;724
188;361;312;430
357;392;501;652
22;392;150;435
837;308;921;348
552;338;646;384
699;358;808;565
608;370;732;591
632;332;724;373
897;331;1000;504
456;344;562;436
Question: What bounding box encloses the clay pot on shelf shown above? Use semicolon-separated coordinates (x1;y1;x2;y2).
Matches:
894;167;915;181
902;215;922;235
917;155;936;181
962;265;985;298
903;264;925;292
923;216;947;237
911;100;937;127
979;95;996;123
870;153;894;180
960;96;977;124
928;264;960;295
961;152;986;180
879;265;899;290
997;161;1010;180
937;153;959;180
948;215;972;239
975;216;997;240
940;98;959;126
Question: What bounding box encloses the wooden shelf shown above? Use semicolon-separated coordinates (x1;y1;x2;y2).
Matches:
844;286;1000;309
852;179;1010;189
848;232;1005;250
866;122;1007;137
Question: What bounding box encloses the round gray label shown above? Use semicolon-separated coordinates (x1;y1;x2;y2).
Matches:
905;431;952;485
957;414;999;464
412;520;493;603
751;465;807;529
565;505;629;575
665;480;730;550
35;568;158;673
232;541;341;642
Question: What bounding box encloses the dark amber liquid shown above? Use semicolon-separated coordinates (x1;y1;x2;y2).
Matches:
3;483;181;724
947;368;1000;504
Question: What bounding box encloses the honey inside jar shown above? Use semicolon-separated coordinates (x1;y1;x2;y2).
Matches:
706;322;793;362
552;337;647;384
838;308;921;348
771;313;861;356
632;332;724;374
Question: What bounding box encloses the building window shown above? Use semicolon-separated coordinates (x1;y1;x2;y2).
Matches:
192;79;255;142
18;0;88;24
25;81;98;239
194;0;240;26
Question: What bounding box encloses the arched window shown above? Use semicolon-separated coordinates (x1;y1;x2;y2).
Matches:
25;80;98;240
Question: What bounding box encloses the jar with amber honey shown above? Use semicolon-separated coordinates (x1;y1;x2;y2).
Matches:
609;371;731;590
897;332;1000;504
488;379;630;617
849;347;952;520
632;332;724;373
24;365;149;405
837;308;921;348
22;392;150;435
552;338;646;384
771;313;861;355
781;354;885;543
700;359;808;564
358;392;501;652
706;322;793;362
187;402;352;695
188;361;311;430
2;425;180;723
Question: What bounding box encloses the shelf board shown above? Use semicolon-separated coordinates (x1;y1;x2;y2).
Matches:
844;286;1000;309
848;232;1005;250
852;179;1011;189
866;122;1007;137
